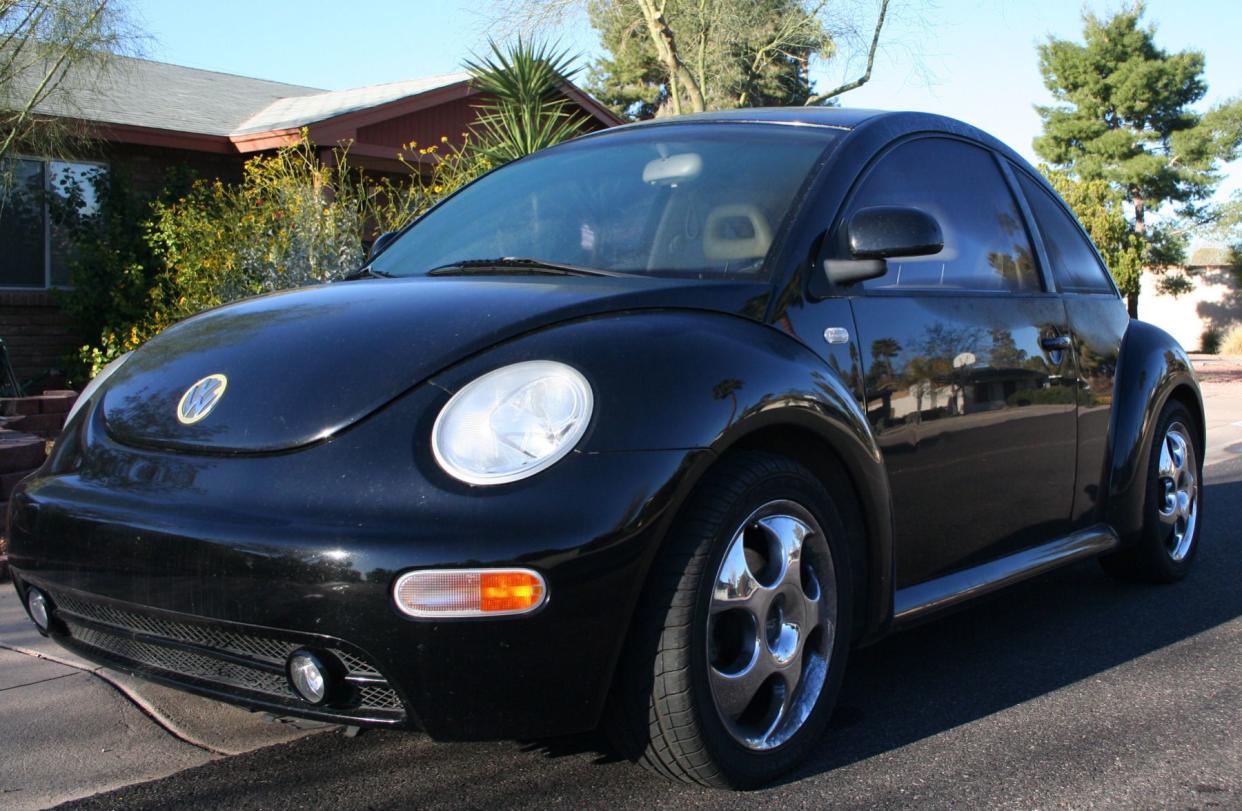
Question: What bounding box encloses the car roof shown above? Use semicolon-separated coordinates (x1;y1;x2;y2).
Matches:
621;106;889;129
598;107;1035;173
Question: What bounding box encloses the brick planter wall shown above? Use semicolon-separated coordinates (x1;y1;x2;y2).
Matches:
0;291;78;386
0;389;76;581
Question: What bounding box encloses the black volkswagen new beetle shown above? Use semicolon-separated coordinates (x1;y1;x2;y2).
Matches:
9;109;1203;788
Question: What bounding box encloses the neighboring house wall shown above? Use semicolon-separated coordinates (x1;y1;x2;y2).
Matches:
1140;265;1242;352
106;142;244;196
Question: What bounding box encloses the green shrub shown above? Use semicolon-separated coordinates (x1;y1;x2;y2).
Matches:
51;165;195;383
57;135;489;377
1201;326;1222;355
143;140;368;330
1221;323;1242;356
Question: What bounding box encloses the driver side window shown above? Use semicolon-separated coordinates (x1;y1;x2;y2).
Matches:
849;138;1042;293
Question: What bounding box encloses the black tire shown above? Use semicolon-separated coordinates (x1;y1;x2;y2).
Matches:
605;451;854;789
1100;400;1202;584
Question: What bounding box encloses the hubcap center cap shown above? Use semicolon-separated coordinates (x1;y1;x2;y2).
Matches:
765;594;800;666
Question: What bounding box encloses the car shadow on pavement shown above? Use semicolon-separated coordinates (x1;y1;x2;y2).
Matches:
782;471;1242;785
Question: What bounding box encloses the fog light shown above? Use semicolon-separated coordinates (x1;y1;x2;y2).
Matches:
27;587;51;631
393;568;547;618
287;650;330;704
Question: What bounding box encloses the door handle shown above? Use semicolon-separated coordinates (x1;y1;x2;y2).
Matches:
1041;334;1072;351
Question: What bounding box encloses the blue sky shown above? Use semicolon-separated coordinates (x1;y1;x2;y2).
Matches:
130;0;1239;192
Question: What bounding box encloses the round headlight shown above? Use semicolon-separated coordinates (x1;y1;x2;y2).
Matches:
432;360;593;485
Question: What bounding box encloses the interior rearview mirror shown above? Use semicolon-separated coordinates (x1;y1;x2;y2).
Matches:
823;206;944;286
642;153;702;186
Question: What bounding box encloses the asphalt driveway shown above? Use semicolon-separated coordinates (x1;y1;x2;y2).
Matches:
49;455;1242;810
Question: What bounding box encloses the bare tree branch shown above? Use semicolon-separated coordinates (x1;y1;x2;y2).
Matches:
804;0;889;105
1;0;144;181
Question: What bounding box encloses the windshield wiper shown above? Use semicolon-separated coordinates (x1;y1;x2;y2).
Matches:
341;265;396;281
426;257;624;278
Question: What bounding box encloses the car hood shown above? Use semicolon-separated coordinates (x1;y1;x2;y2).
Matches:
99;275;771;453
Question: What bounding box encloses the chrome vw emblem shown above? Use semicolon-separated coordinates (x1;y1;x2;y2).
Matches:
176;374;228;425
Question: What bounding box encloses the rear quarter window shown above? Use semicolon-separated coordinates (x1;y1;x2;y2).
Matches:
1016;172;1116;295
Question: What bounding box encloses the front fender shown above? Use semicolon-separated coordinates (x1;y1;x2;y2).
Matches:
1105;319;1203;543
428;309;893;639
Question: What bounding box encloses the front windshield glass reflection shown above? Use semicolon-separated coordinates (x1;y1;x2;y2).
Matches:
371;124;839;281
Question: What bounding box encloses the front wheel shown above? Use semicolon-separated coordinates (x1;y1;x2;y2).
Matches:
605;451;853;788
1100;400;1202;583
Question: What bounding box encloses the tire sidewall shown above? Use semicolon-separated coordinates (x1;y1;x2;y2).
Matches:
687;464;853;787
1141;401;1202;578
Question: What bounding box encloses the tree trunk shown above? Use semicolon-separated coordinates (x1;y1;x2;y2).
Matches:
1130;188;1145;319
635;0;707;114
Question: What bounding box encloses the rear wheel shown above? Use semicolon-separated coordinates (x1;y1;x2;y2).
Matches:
1100;401;1202;583
605;451;853;788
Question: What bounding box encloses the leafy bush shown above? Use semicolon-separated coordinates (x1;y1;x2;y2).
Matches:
1201;326;1222;355
366;136;489;236
64;136;490;376
51;165;194;382
1221;323;1242;356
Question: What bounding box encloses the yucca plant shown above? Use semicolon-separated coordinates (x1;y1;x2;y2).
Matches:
464;38;589;165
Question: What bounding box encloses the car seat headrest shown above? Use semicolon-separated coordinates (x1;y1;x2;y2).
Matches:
703;204;773;261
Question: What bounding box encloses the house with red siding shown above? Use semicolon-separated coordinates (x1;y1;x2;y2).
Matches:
0;55;621;383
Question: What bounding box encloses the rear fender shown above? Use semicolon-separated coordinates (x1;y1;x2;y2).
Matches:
1104;320;1203;543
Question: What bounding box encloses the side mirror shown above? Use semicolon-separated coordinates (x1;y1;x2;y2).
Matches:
368;231;399;260
823;206;944;286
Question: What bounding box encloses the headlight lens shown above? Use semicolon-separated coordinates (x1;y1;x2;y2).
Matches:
432;360;593;485
64;351;132;427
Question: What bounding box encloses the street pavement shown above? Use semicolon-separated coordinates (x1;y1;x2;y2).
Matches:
0;592;330;810
2;376;1240;810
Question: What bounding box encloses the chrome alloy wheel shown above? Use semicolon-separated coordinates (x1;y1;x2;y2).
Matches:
706;500;836;751
1157;421;1199;562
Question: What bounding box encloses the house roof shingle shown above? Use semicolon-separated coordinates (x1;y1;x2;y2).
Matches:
24;54;326;136
233;73;469;135
16;52;619;148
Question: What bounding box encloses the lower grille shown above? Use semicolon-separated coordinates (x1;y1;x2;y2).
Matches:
69;623;291;694
48;589;406;722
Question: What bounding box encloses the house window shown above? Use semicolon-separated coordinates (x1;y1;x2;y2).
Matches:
0;158;105;289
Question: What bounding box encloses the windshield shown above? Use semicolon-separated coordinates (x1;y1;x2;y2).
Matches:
371;124;840;281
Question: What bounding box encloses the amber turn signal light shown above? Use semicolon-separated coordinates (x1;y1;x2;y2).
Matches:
393;568;547;618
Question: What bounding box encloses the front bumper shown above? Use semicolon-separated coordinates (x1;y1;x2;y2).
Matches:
7;390;707;739
11;575;409;726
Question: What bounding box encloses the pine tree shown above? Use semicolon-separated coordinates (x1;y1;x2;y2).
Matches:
1034;4;1242;317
